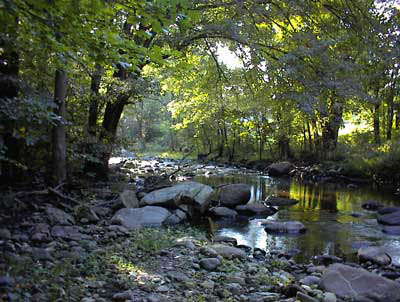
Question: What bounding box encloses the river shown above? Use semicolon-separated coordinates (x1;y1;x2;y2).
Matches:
194;171;400;264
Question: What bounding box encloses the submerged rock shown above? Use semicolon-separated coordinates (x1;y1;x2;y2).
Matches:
361;200;383;211
235;203;277;216
265;196;299;207
357;246;391;266
382;225;400;235
218;184;251;207
263;221;306;234
319;263;400;302
267;161;294;176
377;209;400;226
209;207;238;219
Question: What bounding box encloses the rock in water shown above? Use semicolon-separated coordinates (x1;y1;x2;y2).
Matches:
140;182;214;214
210;207;238;219
319;263;400;302
218;184;251;207
267;161;294;176
235;203;277;216
263;221;306;234
111;206;172;230
357;246;391;266
378;209;400;226
265;196;298;207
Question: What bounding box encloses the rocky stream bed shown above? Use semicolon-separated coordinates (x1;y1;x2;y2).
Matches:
1;157;400;302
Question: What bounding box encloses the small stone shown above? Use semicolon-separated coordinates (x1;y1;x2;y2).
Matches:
0;275;15;287
226;283;242;295
32;248;53;261
167;271;189;282
156;285;169;292
201;280;215;290
112;290;133;301
81;298;96;302
147;293;160;302
299;275;320;286
0;228;11;240
200;258;221;271
200;246;218;257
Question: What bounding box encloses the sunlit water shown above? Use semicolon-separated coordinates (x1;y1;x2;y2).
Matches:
194;172;400;263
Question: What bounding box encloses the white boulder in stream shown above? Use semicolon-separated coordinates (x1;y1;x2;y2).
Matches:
320;263;400;302
140;182;214;214
111;206;171;230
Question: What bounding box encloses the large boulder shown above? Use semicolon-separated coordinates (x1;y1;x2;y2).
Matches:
263;221;306;234
140;182;214;214
378;209;400;226
218;184;251;207
319;263;400;302
267;162;294;176
265;196;298;207
120;190;139;208
111;206;172;230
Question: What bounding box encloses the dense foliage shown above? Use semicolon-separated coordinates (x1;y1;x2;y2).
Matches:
0;0;399;183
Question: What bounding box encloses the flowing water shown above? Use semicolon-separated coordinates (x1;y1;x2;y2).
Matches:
194;171;400;263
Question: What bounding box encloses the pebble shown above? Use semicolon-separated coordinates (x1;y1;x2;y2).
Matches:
0;228;11;240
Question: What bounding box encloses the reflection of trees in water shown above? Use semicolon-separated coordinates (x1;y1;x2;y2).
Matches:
202;173;399;262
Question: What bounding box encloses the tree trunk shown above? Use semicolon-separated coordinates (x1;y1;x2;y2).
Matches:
97;95;129;177
88;65;103;137
52;69;68;184
373;103;380;145
386;86;395;140
307;119;313;152
321;98;343;157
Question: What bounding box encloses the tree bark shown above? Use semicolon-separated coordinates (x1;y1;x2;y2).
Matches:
88;65;103;137
386;86;395;140
306;119;313;152
373;103;380;145
52;69;68;184
321;97;343;157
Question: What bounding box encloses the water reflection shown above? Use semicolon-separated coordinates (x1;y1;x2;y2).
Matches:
194;172;400;262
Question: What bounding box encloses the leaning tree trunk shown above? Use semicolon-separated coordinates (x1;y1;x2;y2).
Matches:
96;94;129;178
52;69;68;184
